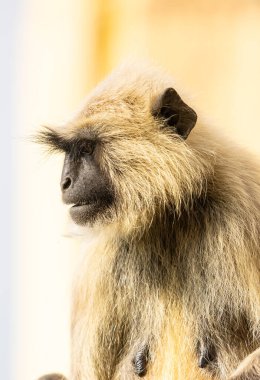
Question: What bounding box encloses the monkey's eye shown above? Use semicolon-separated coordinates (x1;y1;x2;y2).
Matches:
79;141;95;156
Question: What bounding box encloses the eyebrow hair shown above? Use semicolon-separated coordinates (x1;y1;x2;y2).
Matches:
34;127;97;160
34;127;71;153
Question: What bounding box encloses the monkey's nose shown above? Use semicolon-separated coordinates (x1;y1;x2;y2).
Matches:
61;177;72;191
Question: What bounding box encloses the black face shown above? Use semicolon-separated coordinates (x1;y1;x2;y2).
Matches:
61;149;114;225
36;129;114;225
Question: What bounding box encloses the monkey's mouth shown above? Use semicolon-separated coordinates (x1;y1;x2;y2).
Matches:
71;200;97;208
69;200;106;225
67;191;114;225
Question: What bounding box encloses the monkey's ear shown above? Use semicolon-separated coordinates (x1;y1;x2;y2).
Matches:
152;88;197;139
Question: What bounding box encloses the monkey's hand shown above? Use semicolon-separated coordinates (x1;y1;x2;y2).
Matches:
37;374;68;380
228;348;260;380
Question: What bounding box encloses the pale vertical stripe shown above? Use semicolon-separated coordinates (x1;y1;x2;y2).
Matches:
13;1;95;379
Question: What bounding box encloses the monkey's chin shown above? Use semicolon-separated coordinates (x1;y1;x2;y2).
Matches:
69;202;107;225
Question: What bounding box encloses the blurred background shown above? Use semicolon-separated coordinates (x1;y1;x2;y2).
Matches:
2;0;260;379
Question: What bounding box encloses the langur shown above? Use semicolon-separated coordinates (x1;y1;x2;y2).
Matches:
36;62;260;380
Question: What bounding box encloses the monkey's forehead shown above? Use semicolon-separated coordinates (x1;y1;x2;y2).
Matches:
54;109;158;141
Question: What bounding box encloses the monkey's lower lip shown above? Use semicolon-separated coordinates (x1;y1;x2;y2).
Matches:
69;201;100;225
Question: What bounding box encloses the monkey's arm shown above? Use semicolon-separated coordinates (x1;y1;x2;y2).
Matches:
228;347;260;380
37;373;68;380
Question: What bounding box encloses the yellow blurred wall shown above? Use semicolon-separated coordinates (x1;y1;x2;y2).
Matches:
14;1;260;379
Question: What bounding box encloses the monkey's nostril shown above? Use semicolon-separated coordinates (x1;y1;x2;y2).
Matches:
62;177;72;190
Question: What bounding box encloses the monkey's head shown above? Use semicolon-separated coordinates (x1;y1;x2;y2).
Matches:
37;63;208;233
